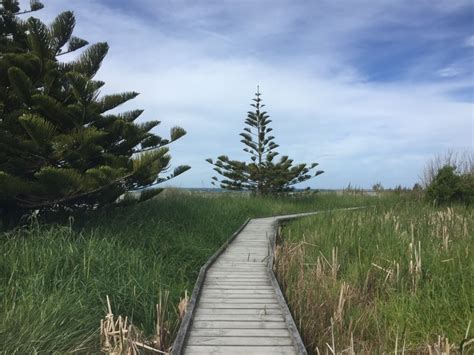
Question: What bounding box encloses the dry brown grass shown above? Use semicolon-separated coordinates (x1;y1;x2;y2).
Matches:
275;203;473;354
100;291;188;354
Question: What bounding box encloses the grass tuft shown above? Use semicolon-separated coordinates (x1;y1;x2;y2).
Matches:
275;198;473;353
1;190;369;353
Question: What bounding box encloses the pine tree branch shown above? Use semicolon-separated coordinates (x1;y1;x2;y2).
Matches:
15;172;134;208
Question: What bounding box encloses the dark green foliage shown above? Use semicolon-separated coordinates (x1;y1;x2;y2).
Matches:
207;88;323;194
0;2;190;219
425;165;473;205
459;173;474;205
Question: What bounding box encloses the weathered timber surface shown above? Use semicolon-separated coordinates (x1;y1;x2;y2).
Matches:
171;214;314;355
172;208;366;355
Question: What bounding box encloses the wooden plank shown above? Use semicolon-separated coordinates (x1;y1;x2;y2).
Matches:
199;295;278;307
207;272;269;276
220;250;268;253
198;303;281;309
201;291;274;296
187;336;293;346
198;297;278;304
217;256;268;260
193;314;284;322
206;274;268;278
218;254;268;258
184;346;296;355
209;264;267;268
214;257;267;260
206;276;268;280
201;287;273;292
220;253;268;257
206;278;269;281
226;245;269;249
221;254;268;257
235;236;271;239
191;321;288;329
204;284;273;288
201;287;274;292
189;328;290;337
195;308;282;315
207;270;267;273
209;261;267;271
203;285;274;290
206;272;268;277
225;246;268;250
235;236;270;239
208;269;267;272
228;246;268;249
216;259;267;263
210;263;267;267
206;277;269;282
212;261;266;264
200;294;276;300
204;280;271;285
204;286;272;290
201;291;275;297
205;278;270;282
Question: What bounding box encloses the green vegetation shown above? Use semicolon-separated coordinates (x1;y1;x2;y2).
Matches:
1;2;471;355
0;1;189;223
207;88;323;194
0;191;368;353
275;194;473;353
426;165;473;206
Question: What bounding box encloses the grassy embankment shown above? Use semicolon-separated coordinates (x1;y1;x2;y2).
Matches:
275;196;473;353
0;191;370;354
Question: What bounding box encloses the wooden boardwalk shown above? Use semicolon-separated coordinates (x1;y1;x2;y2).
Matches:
173;213;323;355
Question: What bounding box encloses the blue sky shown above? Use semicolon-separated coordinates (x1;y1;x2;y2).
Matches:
22;0;473;188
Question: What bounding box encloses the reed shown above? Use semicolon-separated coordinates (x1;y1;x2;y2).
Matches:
275;199;473;353
1;190;373;353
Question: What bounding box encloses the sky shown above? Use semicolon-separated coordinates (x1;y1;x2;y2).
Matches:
19;0;474;189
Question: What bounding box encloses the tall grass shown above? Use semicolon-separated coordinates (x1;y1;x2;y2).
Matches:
275;197;473;353
0;191;369;353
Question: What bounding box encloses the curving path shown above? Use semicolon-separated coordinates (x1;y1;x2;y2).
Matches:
172;209;364;355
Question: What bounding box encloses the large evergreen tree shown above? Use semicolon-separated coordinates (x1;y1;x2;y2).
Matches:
206;88;323;194
0;1;190;219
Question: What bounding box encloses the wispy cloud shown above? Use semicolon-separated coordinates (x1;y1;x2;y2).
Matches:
20;0;474;188
465;35;474;47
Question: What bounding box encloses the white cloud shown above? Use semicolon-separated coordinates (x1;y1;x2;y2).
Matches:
437;66;462;78
21;0;474;189
465;35;474;47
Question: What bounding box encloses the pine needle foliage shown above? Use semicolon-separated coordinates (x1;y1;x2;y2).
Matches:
207;88;323;194
0;1;190;220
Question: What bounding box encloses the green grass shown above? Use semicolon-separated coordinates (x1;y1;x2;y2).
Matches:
0;190;370;354
275;195;473;353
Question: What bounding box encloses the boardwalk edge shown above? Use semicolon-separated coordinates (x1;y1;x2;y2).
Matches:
171;218;251;355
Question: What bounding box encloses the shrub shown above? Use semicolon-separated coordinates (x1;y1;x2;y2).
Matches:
425;165;473;205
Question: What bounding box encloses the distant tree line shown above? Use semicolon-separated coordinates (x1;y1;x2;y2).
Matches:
370;150;473;205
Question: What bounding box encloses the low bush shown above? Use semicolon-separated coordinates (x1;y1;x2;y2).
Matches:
426;165;473;205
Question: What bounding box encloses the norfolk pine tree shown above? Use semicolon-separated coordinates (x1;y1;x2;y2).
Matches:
206;88;323;194
0;1;190;221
